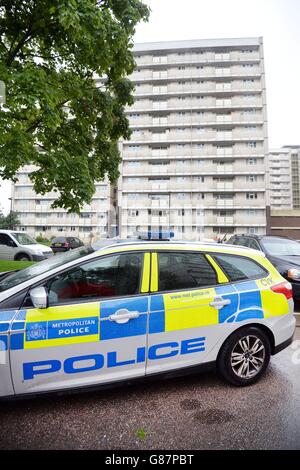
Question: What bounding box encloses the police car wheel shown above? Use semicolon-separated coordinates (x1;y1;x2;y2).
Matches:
217;326;271;386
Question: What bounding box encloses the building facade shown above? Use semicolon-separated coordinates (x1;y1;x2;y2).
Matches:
269;146;300;210
118;37;269;240
12;165;117;241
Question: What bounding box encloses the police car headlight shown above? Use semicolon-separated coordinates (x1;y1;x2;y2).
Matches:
287;269;300;280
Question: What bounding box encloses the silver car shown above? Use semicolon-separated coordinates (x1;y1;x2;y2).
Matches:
0;230;53;261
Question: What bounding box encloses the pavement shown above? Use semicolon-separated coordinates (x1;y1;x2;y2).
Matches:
0;322;300;450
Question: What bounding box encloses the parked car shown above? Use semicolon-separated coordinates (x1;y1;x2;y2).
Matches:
0;236;295;398
0;230;53;261
50;236;84;253
227;234;300;302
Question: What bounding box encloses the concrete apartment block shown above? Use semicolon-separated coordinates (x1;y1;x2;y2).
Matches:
119;37;268;240
269;146;300;210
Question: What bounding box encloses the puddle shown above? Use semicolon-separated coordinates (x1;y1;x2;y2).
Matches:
193;408;235;425
180;399;202;410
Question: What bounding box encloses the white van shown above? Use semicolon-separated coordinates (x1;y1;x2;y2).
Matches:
0;230;53;261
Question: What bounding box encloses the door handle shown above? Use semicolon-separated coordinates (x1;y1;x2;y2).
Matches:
109;309;140;324
209;297;231;309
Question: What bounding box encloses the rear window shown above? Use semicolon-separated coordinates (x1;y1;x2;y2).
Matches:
52;237;66;243
212;253;267;282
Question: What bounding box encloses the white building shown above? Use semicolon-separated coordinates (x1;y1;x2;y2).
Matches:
269;146;300;210
119;37;268;240
12;165;117;241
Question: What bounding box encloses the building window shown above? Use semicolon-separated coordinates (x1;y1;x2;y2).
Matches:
128;145;140;152
247;158;257;165
248;227;258;234
246;193;258;199
247;209;257;215
128;210;139;217
247;175;257;182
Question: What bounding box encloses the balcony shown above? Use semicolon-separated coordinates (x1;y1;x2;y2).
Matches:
134;80;261;98
216;216;234;225
130;66;261;84
134;51;260;68
215;182;234;190
215;200;234;207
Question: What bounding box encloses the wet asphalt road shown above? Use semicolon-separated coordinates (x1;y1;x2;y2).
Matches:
0;320;299;450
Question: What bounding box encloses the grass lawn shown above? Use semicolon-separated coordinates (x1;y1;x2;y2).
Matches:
0;260;35;272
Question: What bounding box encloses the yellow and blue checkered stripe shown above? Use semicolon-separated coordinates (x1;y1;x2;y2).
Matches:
2;275;290;350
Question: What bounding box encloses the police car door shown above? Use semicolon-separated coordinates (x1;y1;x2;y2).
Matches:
10;251;150;395
146;250;239;374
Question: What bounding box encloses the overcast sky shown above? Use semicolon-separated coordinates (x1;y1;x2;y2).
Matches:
1;0;299;214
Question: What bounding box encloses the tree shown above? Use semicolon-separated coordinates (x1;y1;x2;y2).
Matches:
0;0;150;212
0;210;20;229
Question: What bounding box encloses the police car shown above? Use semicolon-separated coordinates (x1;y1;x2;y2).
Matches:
0;233;296;398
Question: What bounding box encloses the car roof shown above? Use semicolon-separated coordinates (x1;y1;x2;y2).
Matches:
230;234;295;241
92;238;265;256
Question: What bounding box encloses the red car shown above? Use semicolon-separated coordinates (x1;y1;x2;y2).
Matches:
50;236;85;253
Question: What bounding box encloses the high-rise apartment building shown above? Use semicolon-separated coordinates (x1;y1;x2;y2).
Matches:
119;37;268;240
12;165;117;241
269;146;300;209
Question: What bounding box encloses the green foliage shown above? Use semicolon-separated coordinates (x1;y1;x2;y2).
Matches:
0;0;150;212
0;210;20;229
136;428;146;440
35;234;51;245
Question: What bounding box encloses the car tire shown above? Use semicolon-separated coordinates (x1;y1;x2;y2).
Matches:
217;326;271;386
15;253;31;261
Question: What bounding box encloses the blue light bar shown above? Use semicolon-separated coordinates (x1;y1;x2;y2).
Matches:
135;231;175;241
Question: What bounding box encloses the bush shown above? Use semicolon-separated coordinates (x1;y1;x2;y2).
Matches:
35;234;51;246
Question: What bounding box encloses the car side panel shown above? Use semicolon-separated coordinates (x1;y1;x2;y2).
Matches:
146;282;240;374
10;297;149;395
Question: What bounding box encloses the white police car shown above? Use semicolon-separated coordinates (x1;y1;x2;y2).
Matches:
0;234;296;398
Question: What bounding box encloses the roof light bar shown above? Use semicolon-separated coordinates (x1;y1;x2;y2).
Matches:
135;231;175;241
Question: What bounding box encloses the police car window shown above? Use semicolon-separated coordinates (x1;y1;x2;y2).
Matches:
158;252;217;292
212;254;266;282
47;252;143;305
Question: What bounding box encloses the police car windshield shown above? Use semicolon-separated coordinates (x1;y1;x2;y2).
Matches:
0;246;94;292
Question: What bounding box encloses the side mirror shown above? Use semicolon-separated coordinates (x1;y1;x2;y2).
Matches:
29;286;48;309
